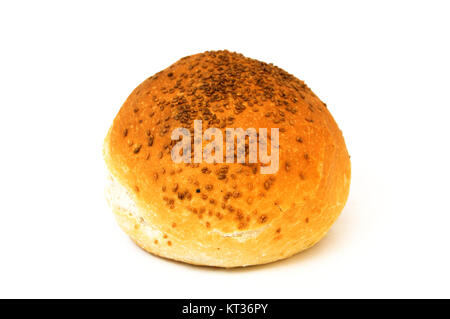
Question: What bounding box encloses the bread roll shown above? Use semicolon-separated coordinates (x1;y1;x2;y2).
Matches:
103;50;351;267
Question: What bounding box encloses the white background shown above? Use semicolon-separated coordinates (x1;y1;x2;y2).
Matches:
1;1;449;298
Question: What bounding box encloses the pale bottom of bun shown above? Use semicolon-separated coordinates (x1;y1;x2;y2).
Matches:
106;174;221;266
105;173;335;268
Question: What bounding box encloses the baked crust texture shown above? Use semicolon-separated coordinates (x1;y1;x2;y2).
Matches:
104;50;351;267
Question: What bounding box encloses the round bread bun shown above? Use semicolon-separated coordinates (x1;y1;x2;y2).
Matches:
104;50;351;267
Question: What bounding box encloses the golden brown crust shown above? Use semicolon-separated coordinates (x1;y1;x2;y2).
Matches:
104;50;351;267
